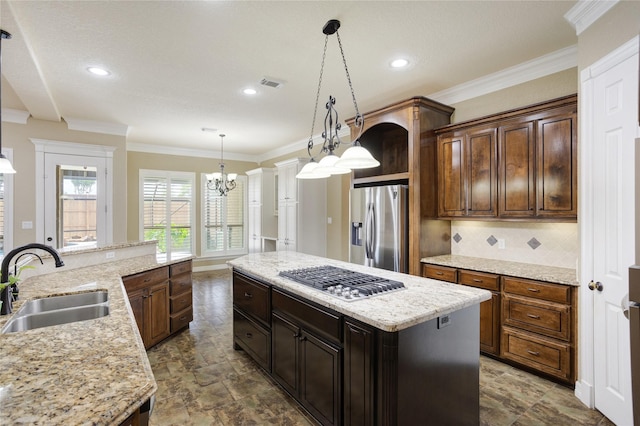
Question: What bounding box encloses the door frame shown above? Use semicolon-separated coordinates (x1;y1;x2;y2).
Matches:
32;139;115;247
577;35;639;410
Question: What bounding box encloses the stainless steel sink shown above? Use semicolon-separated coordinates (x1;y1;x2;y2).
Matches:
15;291;108;315
1;291;109;333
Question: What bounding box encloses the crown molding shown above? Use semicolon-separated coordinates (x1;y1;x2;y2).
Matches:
2;108;31;124
127;141;259;163
427;45;578;106
64;116;129;136
564;0;619;36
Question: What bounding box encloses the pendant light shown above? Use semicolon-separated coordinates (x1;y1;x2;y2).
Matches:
0;30;16;174
204;130;237;196
297;19;379;179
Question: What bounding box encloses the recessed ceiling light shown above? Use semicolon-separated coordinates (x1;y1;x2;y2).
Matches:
390;59;409;68
87;66;111;76
243;88;257;95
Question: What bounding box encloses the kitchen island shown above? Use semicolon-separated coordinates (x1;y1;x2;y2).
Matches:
0;242;189;425
229;251;491;426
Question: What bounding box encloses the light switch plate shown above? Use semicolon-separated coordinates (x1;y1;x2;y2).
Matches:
21;221;33;229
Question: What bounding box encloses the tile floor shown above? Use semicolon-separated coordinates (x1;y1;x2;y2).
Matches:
147;270;615;426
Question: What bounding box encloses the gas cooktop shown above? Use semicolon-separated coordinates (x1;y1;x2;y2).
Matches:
279;265;405;301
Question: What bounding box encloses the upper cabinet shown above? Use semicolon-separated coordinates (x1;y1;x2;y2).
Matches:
436;94;577;221
346;97;455;276
246;168;277;253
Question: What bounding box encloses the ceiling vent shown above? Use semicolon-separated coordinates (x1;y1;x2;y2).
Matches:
260;77;285;89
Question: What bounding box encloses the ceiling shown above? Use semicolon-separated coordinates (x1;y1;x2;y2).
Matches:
0;1;578;161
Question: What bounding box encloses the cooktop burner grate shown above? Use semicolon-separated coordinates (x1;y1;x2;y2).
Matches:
279;265;405;301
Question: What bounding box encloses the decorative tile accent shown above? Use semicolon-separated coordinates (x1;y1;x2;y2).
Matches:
486;235;498;246
453;233;462;243
527;237;541;250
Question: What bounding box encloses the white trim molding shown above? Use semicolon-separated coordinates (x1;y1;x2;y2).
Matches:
1;108;30;124
564;0;620;36
428;45;578;106
64;116;129;137
127;141;259;163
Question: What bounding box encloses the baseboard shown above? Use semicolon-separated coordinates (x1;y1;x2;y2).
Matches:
574;379;594;408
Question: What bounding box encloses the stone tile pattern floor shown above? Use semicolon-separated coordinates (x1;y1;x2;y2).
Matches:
147;270;615;426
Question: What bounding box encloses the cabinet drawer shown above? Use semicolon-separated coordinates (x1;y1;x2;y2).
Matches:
501;326;572;382
459;270;500;291
502;277;570;304
171;290;192;314
170;306;193;333
503;295;570;341
170;273;192;296
233;272;271;326
234;309;271;371
272;288;342;344
122;267;169;292
170;260;192;276
422;264;457;283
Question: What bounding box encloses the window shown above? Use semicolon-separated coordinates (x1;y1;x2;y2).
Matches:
140;170;195;261
202;175;247;257
0;148;14;256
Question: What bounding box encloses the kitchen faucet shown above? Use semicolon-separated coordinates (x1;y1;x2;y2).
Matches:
0;243;65;315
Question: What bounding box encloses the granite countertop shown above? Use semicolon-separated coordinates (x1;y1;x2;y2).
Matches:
228;251;491;333
420;254;579;286
0;253;188;425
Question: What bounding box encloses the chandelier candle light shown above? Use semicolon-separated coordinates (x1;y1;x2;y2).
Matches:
296;19;379;180
0;29;16;174
204;130;237;196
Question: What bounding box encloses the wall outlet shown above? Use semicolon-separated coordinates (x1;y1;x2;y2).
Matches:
105;251;115;259
21;221;33;229
498;239;505;249
327;217;332;224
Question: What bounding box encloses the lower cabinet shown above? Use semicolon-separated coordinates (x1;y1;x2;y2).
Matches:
124;267;171;349
272;289;342;426
343;318;374;426
123;260;193;349
422;263;576;385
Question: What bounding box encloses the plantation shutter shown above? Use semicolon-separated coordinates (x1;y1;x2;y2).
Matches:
203;177;246;255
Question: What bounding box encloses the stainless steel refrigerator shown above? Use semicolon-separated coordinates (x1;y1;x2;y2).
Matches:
349;185;409;273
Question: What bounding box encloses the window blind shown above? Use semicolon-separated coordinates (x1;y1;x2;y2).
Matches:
203;177;246;256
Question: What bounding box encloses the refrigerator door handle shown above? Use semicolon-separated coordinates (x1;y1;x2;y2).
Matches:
365;202;375;260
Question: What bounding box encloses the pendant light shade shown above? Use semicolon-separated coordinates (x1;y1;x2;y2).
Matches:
0;154;16;174
315;154;351;175
335;143;380;169
296;160;331;179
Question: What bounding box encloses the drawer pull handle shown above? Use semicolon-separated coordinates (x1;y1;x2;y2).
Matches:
472;278;483;283
527;288;540;293
245;332;253;339
527;314;540;319
244;292;253;298
435;272;443;275
144;278;151;283
527;350;540;356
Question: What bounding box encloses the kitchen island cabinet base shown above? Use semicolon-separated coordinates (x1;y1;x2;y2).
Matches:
232;270;482;425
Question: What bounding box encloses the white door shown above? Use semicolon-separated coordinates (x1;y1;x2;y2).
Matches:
43;153;108;249
581;37;638;425
248;204;261;253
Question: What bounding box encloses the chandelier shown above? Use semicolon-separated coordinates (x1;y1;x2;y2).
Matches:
296;19;379;180
204;131;237;196
0;30;16;174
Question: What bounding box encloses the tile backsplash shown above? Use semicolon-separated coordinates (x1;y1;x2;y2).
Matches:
450;221;578;269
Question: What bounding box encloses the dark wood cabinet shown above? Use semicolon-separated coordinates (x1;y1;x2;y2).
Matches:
423;265;500;356
436;94;577;221
343;318;374;426
272;290;342;426
501;276;576;384
123;261;192;349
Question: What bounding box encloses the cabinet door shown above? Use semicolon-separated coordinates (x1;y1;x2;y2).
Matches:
536;113;577;218
479;293;500;355
344;319;373;426
466;128;497;217
272;313;300;396
248;173;261;205
277;202;288;251
147;282;170;348
248;205;262;253
498;121;535;217
300;330;342;426
128;288;145;340
437;134;465;217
